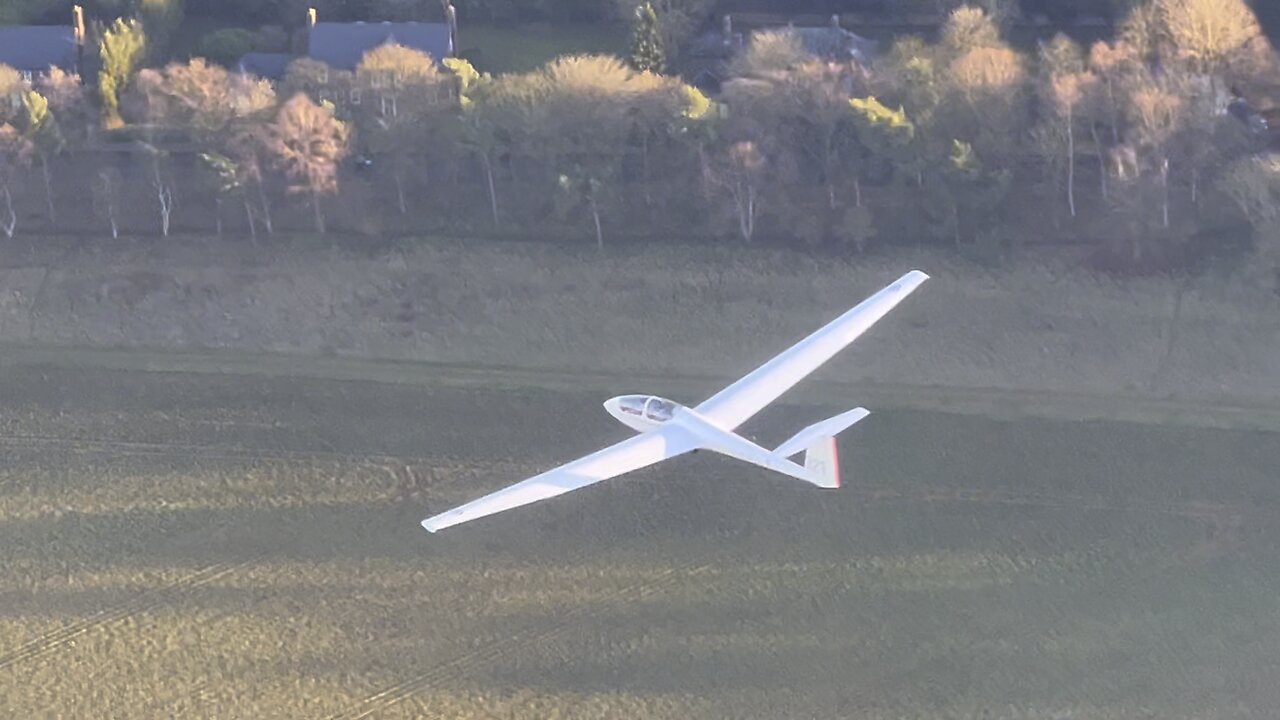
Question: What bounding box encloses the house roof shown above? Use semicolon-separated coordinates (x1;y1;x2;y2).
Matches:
791;26;878;63
308;21;452;71
237;52;291;80
0;26;77;73
686;23;878;65
689;29;742;59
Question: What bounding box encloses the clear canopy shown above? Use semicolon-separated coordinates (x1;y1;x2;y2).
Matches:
618;396;676;422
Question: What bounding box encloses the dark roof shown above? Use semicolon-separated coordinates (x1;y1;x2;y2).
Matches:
307;21;452;71
687;24;877;65
689;29;743;59
0;26;77;73
691;68;724;95
237;52;291;80
791;26;878;63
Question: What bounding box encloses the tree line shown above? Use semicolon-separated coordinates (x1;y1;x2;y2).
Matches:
1;0;1280;279
12;0;1177;26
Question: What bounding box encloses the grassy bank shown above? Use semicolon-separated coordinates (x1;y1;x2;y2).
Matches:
2;234;1278;410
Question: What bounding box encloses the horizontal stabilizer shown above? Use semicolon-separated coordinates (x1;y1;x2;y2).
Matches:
774;407;870;459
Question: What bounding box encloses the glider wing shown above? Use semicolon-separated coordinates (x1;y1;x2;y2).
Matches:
694;270;928;430
420;426;700;533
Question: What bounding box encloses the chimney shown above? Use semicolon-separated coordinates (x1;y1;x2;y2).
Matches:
307;7;317;28
445;2;458;56
830;13;840;29
72;5;85;46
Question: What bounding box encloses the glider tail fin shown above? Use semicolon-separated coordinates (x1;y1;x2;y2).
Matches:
803;436;841;489
774;407;870;489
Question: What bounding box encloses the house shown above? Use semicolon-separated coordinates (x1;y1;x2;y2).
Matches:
236;52;291;81
686;15;745;95
791;16;878;65
684;14;877;95
230;5;458;82
0;5;85;82
230;6;459;116
306;17;455;71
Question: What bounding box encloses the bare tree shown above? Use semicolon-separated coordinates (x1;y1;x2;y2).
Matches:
21;90;64;223
706;141;765;242
152;58;234;138
357;44;446;215
743;61;868;214
224;76;278;237
1088;40;1140;147
1127;80;1185;229
92;168;122;239
1218;155;1280;291
0;66;23;126
220;126;277;239
1157;0;1262;80
148;145;175;237
131;69;178;237
876;38;945;187
1047;71;1098;218
0;125;33;238
946;45;1031;163
449;59;538;226
940;6;1001;58
1119;0;1165;64
532;55;676;246
262;93;351;234
37;68;90;145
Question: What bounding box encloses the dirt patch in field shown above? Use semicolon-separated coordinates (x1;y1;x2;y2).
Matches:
2;236;1278;407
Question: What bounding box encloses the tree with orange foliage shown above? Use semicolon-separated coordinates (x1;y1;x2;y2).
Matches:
947;45;1029;161
262;94;351;234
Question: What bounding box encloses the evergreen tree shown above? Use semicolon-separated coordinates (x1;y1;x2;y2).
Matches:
98;18;147;129
629;3;666;74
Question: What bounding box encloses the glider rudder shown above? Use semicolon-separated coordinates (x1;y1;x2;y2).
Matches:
804;436;841;488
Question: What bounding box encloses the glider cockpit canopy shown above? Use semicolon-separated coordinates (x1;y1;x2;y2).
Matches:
618;395;678;423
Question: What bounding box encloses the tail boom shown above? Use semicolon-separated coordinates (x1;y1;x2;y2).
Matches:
775;407;869;489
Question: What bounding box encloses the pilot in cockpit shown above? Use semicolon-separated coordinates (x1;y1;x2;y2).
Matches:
649;398;674;421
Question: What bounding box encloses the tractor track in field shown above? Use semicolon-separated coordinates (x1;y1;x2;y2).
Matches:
0;432;542;493
4;429;1262;524
323;556;718;720
2;430;1260;530
0;557;264;672
0;433;532;679
0;428;1262;698
0;432;460;467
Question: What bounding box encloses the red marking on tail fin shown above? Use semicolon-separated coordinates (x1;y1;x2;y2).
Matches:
830;436;840;488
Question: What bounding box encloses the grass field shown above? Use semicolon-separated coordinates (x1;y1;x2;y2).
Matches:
1;363;1278;718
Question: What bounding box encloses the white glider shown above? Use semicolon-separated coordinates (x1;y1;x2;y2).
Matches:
420;270;929;533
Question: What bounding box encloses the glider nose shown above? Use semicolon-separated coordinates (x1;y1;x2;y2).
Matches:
603;397;630;425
